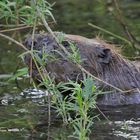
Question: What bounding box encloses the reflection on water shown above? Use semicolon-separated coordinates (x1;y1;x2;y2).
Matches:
0;0;140;139
0;88;140;140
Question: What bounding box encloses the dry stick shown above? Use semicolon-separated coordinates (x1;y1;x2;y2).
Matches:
95;105;109;121
0;22;54;33
0;26;32;33
0;24;25;28
0;33;28;51
15;3;22;43
112;0;140;50
29;21;37;84
88;23;131;45
77;64;124;93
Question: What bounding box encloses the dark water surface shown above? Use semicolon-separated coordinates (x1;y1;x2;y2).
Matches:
0;0;140;139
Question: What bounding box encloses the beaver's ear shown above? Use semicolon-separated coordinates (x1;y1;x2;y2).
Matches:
96;47;112;64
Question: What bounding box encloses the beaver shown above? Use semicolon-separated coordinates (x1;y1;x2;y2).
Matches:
24;33;140;106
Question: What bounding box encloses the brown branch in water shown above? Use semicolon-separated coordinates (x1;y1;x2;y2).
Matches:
95;105;109;121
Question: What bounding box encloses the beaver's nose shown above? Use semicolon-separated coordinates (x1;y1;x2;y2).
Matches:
23;37;37;49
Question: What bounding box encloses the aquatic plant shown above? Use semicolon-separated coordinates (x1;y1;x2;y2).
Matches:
0;0;55;25
0;0;104;140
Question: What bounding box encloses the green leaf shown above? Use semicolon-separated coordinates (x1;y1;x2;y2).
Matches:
0;2;12;14
82;77;95;99
8;67;28;81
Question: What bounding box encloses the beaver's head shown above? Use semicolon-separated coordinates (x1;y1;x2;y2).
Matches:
24;33;113;83
23;32;140;107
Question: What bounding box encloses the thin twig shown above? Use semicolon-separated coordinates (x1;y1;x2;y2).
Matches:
0;33;28;51
0;22;54;33
88;23;131;45
0;24;25;28
95;105;109;121
0;26;31;33
112;0;140;50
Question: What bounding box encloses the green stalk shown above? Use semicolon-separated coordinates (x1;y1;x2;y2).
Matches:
88;23;131;45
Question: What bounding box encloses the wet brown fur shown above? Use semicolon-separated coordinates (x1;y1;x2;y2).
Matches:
24;33;140;106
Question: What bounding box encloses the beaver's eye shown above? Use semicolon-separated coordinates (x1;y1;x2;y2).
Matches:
62;41;69;47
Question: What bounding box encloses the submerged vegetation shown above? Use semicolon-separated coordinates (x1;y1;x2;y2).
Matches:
0;0;140;140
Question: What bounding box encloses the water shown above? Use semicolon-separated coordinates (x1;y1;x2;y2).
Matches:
0;0;140;139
